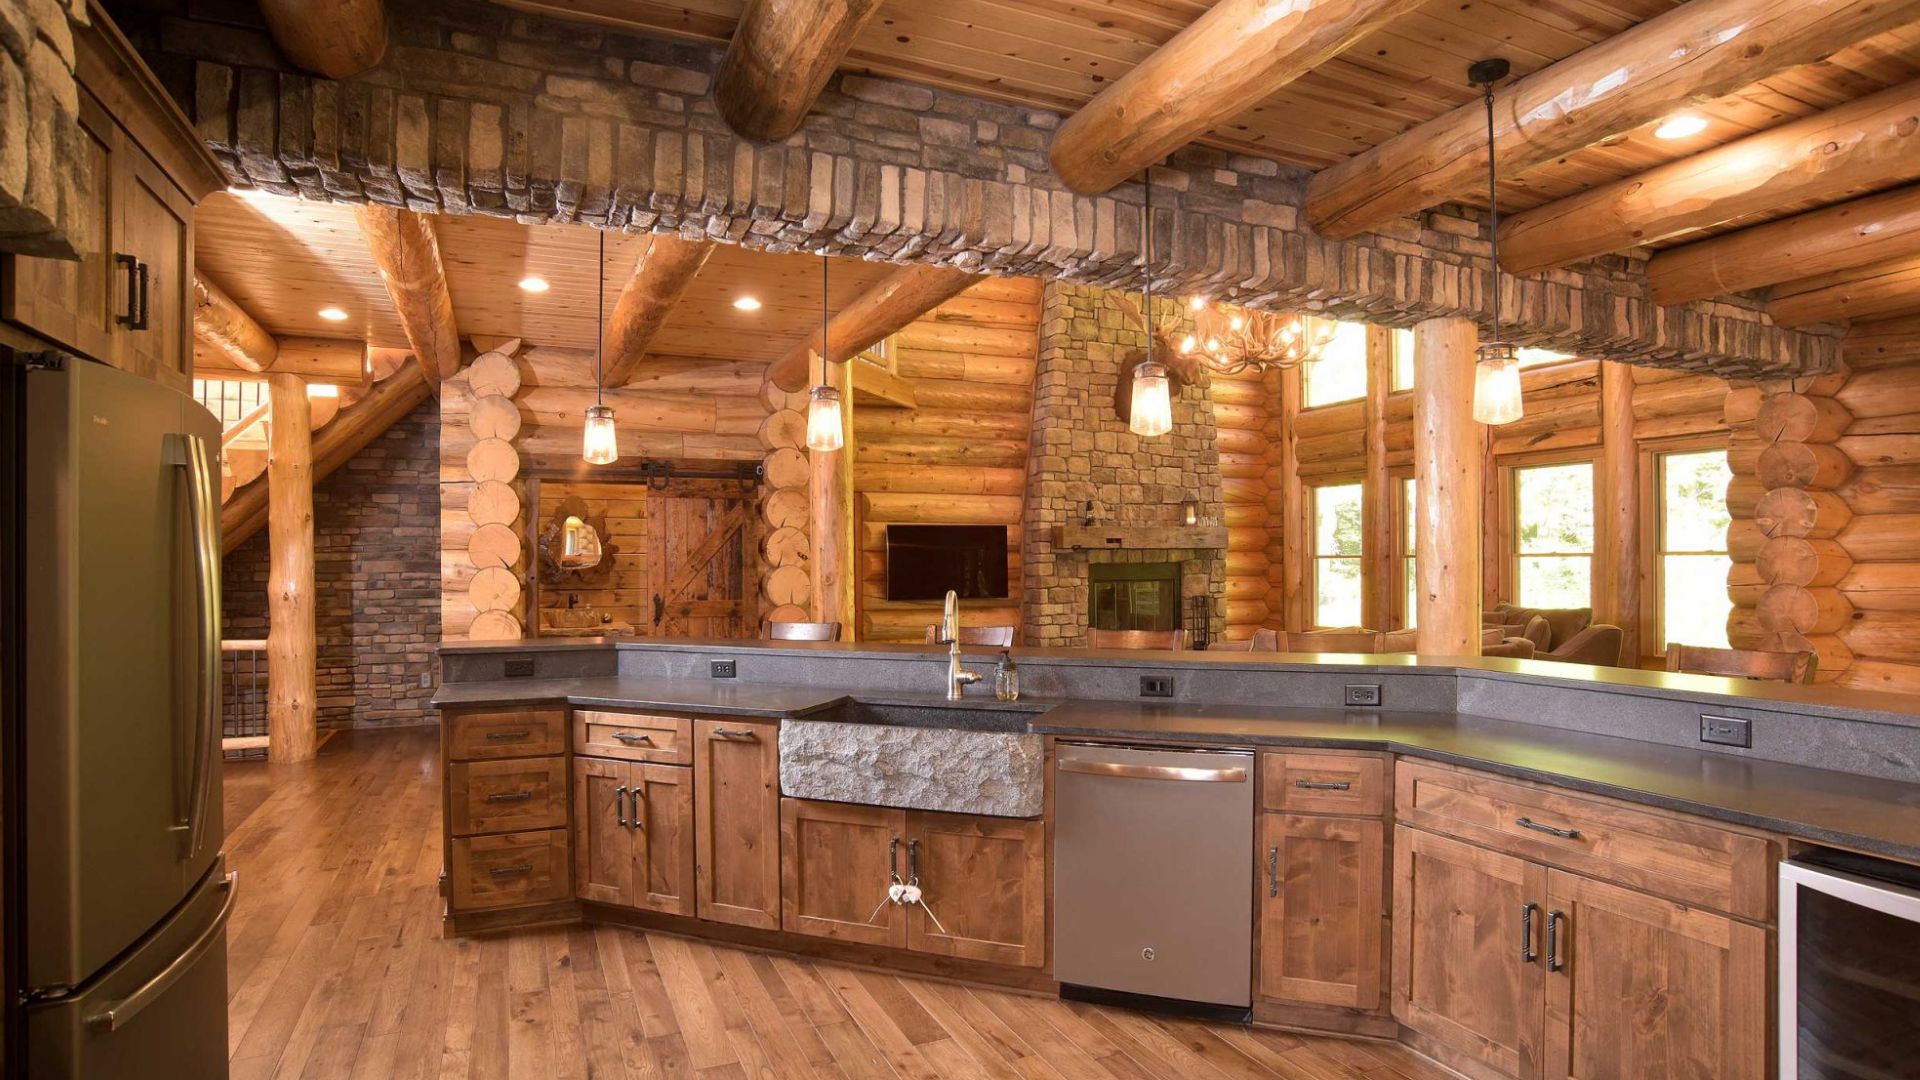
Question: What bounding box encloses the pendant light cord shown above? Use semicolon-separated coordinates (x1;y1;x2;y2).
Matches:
1482;80;1501;343
595;229;606;407
1143;173;1153;366
820;253;828;386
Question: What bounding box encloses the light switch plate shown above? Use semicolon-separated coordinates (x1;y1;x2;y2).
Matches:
1700;714;1752;748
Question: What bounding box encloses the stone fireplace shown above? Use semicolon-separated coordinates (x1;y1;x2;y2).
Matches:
1021;283;1227;648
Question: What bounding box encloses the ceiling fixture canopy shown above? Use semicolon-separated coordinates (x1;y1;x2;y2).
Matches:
583;229;619;465
1468;57;1523;427
806;253;845;453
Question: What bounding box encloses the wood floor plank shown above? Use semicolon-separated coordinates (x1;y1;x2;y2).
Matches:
218;729;1457;1080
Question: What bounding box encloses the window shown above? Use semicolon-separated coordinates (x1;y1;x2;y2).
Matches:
1310;482;1364;627
1391;328;1415;391
1656;449;1733;651
1303;321;1368;407
1517;347;1575;368
1394;475;1417;629
1512;462;1595;608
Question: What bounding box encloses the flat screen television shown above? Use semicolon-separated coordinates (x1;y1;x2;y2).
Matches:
884;524;1009;601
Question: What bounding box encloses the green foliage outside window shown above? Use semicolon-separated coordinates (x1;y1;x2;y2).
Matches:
1514;463;1594;608
1313;483;1364;627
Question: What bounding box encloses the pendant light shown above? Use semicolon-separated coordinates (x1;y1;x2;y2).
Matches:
806;253;845;452
1129;175;1173;438
1469;58;1523;427
582;228;620;464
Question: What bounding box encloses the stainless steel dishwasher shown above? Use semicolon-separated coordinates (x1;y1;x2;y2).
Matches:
1053;741;1254;1009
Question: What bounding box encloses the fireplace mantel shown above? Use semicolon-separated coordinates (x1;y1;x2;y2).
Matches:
1051;524;1230;551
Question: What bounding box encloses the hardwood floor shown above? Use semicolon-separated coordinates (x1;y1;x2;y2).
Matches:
221;727;1454;1080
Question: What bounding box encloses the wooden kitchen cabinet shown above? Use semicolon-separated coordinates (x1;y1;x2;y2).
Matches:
1259;813;1385;1011
1542;870;1767;1080
693;719;781;929
1393;825;1547;1080
780;798;904;947
903;811;1046;969
571;756;695;916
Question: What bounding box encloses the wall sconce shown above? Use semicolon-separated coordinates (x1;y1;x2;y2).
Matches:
1181;499;1199;526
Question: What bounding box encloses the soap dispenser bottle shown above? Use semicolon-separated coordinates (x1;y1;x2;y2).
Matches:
994;649;1020;702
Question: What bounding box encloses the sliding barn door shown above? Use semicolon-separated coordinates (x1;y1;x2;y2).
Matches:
647;493;752;638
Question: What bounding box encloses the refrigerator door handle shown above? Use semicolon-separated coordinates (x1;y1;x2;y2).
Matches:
84;871;237;1032
168;433;221;860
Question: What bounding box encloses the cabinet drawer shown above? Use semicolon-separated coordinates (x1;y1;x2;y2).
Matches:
445;706;565;761
574;710;692;764
450;829;570;911
1261;752;1387;815
1395;760;1777;921
448;757;567;836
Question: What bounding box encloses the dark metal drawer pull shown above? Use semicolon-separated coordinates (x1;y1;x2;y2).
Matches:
1266;846;1279;898
611;731;654;744
488;863;533;877
1294;779;1352;791
1520;902;1538;963
1516;816;1580;840
485;791;533;803
484;730;531;741
712;727;758;740
1546;909;1565;972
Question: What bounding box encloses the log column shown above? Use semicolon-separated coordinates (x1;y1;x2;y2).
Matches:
1598;362;1640;661
267;373;318;763
1726;372;1856;679
758;377;812;626
808;357;855;639
1413;318;1484;655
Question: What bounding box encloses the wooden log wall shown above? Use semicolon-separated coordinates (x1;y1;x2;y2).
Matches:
853;277;1042;642
1213;365;1275;640
439;344;768;640
1728;354;1920;692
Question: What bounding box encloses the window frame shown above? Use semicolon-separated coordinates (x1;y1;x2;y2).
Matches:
1637;436;1734;663
1388;467;1416;631
1388;328;1416;394
1305;477;1367;629
1496;451;1599;611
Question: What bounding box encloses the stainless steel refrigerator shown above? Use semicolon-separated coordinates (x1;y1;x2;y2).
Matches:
4;352;232;1078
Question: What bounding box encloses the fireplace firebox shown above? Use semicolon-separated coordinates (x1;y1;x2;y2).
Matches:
1088;562;1182;632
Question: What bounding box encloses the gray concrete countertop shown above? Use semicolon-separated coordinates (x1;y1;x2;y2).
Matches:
436;676;1920;863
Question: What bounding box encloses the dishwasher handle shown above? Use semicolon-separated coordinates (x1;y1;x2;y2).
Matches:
1056;758;1248;783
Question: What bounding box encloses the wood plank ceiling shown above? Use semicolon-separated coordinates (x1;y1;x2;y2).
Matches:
495;0;1920;240
194;191;896;361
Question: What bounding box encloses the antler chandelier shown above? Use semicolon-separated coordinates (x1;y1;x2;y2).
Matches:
1165;296;1338;376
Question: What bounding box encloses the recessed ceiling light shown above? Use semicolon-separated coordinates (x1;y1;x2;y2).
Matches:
518;276;550;293
317;306;349;322
733;296;762;311
1654;113;1708;140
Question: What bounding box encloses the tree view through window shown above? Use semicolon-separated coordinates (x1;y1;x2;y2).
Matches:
1514;462;1594;608
1659;450;1733;651
1312;483;1364;627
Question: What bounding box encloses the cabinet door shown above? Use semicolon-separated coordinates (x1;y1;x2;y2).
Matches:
779;799;904;947
1260;813;1385;1010
629;762;696;916
573;757;633;905
903;811;1046;968
1393;826;1547;1080
1542;870;1767;1080
2;91;118;360
693;720;781;928
113;140;193;390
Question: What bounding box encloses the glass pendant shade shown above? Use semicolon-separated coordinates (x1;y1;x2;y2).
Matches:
582;403;619;464
1128;360;1173;437
1472;345;1524;426
806;384;844;452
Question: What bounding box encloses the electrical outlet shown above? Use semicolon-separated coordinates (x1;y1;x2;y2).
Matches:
419;671;435;689
1139;675;1174;698
710;659;737;679
503;657;535;678
1344;683;1382;707
1700;714;1752;748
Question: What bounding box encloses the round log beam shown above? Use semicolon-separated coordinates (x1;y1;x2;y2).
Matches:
714;0;886;142
259;0;388;80
766;265;978;393
1649;183;1920;306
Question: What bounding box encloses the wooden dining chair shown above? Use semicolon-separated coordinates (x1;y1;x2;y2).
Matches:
768;620;841;642
1206;628;1279;651
1666;644;1817;684
1276;630;1382;653
1085;628;1185;650
922;624;1016;646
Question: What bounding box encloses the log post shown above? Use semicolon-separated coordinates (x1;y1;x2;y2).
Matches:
1413;318;1483;655
1362;324;1393;631
267;373;318;763
807;356;855;638
1598;362;1640;662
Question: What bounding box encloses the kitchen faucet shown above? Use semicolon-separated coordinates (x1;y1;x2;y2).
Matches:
940;590;981;701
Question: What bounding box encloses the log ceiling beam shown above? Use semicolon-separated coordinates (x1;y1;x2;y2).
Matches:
193;274;275;372
715;0;885;143
1049;0;1424;196
1303;0;1920;240
1503;82;1920;279
1647;184;1920;307
765;265;977;393
1770;255;1920;328
851;360;917;409
1842;315;1920;369
258;0;389;80
353;205;462;386
602;234;716;387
